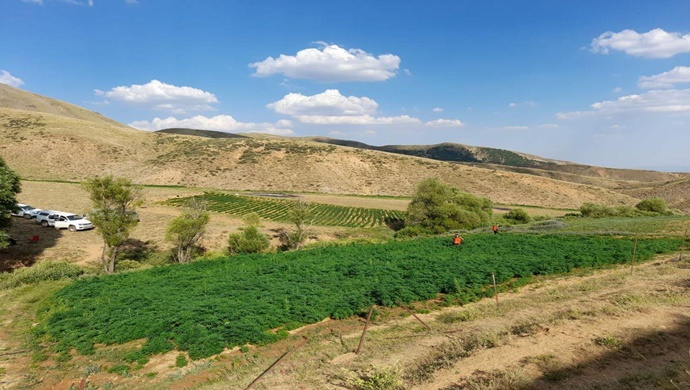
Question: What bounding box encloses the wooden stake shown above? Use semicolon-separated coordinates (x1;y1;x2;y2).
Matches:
245;337;308;390
492;272;499;307
396;300;432;331
630;232;639;275
356;305;375;354
680;228;687;261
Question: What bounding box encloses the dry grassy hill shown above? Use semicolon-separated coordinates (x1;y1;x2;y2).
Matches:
0;84;675;210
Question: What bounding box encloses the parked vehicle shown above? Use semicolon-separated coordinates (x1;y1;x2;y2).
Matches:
11;204;42;219
50;212;94;232
35;210;60;227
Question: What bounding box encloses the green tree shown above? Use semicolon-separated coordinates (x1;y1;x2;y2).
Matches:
228;213;270;255
404;178;493;234
278;200;313;250
82;176;143;273
635;198;668;214
0;157;21;249
166;199;210;263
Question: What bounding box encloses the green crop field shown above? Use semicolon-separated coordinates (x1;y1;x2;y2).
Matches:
35;234;681;363
164;192;406;228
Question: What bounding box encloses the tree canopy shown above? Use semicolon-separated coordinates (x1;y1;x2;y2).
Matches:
0;157;21;248
404;178;493;234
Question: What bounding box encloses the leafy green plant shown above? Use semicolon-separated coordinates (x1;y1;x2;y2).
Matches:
37;234;680;361
0;261;84;289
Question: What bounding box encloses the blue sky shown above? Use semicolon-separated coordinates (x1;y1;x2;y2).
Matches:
2;0;690;171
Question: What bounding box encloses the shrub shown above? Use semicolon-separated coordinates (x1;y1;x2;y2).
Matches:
228;226;270;255
635;198;668;214
394;225;432;238
116;260;142;271
0;261;83;289
503;208;531;224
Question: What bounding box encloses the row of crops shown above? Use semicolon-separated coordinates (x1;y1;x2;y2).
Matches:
37;234;681;361
164;192;406;228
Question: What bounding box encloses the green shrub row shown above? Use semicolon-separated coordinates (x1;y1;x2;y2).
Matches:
35;234;680;360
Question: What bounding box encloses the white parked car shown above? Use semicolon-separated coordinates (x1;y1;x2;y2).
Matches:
12;204;42;219
35;210;60;226
50;212;95;232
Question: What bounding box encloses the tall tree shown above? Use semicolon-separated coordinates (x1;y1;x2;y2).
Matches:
0;157;21;248
405;177;493;234
82;176;142;273
166;198;210;263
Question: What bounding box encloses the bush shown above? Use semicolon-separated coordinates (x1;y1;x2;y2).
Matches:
635;198;668;214
503;208;531;224
228;226;270;255
0;261;83;289
394;225;432;238
116;260;142;271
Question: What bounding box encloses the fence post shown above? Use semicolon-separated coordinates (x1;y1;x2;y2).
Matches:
245;337;308;390
356;305;375;354
396;300;432;331
630;232;639;275
492;272;499;307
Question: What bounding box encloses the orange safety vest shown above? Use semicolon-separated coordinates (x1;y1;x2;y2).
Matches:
453;236;463;245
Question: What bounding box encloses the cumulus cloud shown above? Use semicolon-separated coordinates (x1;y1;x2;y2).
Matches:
639;66;690;89
425;119;464;128
591;28;690;58
432;107;443;113
557;89;690;119
250;43;401;82
96;80;218;114
267;89;420;125
0;70;24;88
129;115;293;135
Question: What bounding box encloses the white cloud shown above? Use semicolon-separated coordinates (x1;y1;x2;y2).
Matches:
250;43;400;82
267;89;420;125
403;69;412;76
639;66;690;89
425;119;464;128
503;126;529;130
538;123;559;129
612;87;623;93
557;89;690;119
432;107;443;113
509;101;537;108
96;80;218;114
0;70;24;88
62;0;93;5
508;102;517;108
125;0;138;3
22;0;43;4
129;115;293;135
591;28;690;58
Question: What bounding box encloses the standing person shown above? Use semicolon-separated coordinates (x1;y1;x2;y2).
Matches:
452;233;463;245
492;225;499;235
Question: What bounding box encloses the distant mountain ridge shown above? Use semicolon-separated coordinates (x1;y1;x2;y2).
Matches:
1;84;688;211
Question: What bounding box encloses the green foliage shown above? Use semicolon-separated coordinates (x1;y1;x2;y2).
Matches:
579;203;638;218
82;175;143;273
166;200;210;263
116;260;141;271
635;198;669;214
406;178;492;233
279;200;313;250
0;261;84;289
175;354;188;368
0;157;21;248
228;225;270;255
165;193;404;229
38;234;680;361
503;208;531;224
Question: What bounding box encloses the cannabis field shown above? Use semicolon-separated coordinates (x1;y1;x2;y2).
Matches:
34;234;681;363
164;192;405;228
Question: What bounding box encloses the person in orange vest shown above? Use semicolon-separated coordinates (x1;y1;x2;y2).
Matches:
452;233;463;245
492;225;499;235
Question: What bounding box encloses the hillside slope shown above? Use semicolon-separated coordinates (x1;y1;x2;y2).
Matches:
0;86;650;209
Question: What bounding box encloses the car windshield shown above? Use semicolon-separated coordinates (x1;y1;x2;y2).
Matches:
66;215;82;221
22;206;35;211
